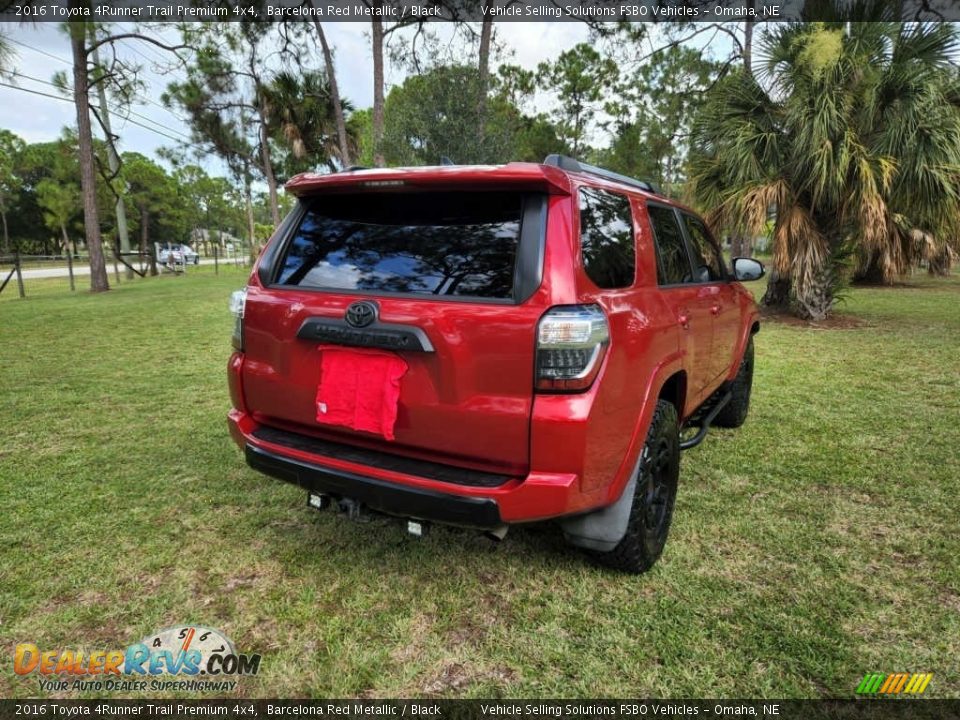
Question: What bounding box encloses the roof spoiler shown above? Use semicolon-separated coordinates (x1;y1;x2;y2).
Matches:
543;154;662;195
285;163;574;196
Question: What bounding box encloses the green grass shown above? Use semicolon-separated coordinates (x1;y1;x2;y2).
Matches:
1;272;958;699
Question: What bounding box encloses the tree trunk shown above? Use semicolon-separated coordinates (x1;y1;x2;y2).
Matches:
258;111;281;227
141;204;157;276
310;13;351;168
572;99;583;156
1;208;8;255
90;33;131;279
852;250;887;284
792;263;834;322
70;18;109;293
730;231;754;260
60;223;76;291
371;11;386;168
928;245;953;276
761;268;791;310
731;16;754;270
477;4;494;148
244;174;256;263
730;234;743;258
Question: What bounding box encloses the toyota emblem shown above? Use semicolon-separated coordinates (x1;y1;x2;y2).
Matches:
345;301;378;328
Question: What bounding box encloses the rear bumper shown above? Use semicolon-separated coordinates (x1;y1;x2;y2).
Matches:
246;444;503;528
228;409;597;524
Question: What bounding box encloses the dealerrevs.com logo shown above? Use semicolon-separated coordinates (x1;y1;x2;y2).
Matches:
14;626;261;693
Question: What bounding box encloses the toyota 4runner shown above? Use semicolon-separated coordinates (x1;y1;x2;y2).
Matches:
227;155;763;573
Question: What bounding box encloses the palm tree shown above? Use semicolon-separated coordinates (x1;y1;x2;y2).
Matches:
0;32;14;76
260;71;357;174
689;16;960;320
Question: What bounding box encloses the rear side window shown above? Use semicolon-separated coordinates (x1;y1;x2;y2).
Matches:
275;192;523;299
578;187;635;289
683;214;726;282
648;206;692;285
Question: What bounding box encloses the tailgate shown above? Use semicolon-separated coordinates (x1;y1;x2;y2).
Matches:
241;189;549;476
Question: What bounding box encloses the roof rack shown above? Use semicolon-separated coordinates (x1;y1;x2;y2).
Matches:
543;154;661;195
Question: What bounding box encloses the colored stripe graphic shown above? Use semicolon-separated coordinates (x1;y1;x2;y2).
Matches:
857;672;932;695
856;673;886;694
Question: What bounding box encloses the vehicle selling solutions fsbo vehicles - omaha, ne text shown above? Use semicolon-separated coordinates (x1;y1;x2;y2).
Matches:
226;155;763;573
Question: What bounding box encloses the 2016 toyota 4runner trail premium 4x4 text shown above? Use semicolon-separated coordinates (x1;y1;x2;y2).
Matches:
226;155;763;573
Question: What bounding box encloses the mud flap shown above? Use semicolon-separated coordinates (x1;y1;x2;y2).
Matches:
560;452;642;552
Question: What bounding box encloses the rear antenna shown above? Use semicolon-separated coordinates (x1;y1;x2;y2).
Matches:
440;156;455;166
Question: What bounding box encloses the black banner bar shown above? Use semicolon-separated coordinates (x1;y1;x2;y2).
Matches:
1;0;958;23
3;701;960;720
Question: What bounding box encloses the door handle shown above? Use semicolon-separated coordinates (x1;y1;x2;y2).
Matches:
678;313;690;329
710;305;721;316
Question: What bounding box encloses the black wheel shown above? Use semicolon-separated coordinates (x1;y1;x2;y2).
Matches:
714;338;754;429
594;399;680;574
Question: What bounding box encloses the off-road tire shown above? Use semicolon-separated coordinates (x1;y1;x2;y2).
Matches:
594;399;680;574
714;338;754;429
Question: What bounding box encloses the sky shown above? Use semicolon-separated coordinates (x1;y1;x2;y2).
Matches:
0;21;594;178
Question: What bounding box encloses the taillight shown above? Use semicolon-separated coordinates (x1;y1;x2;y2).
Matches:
536;305;609;392
229;288;247;351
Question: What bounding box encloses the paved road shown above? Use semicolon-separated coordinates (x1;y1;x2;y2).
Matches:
14;258;232;279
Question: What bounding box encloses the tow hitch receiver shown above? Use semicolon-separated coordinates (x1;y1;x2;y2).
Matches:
679;389;732;451
337;497;371;522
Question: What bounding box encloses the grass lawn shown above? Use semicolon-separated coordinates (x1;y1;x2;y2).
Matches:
1;270;958;699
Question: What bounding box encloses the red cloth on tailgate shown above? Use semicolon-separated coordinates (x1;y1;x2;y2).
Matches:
315;344;408;441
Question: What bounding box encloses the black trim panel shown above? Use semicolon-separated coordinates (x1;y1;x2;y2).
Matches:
245;444;503;528
297;317;435;352
252;425;512;488
258;206;305;287
513;193;548;303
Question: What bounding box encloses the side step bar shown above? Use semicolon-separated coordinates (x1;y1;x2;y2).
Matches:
679;390;732;451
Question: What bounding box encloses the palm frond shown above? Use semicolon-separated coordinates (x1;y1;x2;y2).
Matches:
0;32;16;79
692;8;960;305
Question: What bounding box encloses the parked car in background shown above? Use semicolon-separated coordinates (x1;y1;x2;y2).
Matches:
182;245;199;264
227;156;764;573
158;243;200;265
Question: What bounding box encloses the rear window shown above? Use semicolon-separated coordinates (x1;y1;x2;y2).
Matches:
275;192;523;299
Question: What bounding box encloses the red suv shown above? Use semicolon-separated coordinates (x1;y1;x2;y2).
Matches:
227;155;762;573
